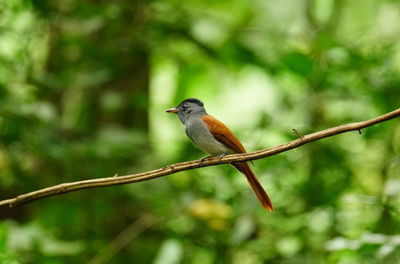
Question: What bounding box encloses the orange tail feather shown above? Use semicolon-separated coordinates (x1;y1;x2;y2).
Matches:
232;162;274;212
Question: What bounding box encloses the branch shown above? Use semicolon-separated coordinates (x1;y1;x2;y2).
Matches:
1;108;399;208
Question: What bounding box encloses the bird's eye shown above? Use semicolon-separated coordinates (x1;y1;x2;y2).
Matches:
181;104;186;110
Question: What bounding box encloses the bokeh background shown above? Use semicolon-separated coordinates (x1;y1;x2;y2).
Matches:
1;0;400;263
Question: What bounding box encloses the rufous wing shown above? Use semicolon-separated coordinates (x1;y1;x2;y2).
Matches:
201;115;246;153
201;115;274;212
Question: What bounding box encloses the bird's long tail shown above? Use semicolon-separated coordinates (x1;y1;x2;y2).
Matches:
232;162;274;212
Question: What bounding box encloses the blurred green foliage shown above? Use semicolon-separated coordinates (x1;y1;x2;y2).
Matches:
0;0;400;263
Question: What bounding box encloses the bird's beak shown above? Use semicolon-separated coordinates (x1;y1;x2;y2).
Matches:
166;107;179;114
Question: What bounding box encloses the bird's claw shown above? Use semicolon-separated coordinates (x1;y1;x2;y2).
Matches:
198;155;212;164
198;153;227;164
217;153;227;160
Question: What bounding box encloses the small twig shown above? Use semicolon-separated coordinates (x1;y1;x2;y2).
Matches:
0;108;399;208
292;129;303;138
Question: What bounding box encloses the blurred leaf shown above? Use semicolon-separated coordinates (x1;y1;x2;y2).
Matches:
282;52;313;76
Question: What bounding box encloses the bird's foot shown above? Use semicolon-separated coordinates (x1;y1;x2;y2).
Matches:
198;153;228;164
198;155;213;164
217;153;228;160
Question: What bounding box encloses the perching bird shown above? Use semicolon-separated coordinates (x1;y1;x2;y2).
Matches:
166;98;274;211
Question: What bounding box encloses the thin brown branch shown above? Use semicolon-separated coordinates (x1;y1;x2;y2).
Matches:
1;108;399;208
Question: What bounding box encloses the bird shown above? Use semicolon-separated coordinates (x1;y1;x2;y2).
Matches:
166;98;274;212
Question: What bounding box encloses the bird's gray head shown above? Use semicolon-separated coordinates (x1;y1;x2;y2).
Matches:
166;98;207;124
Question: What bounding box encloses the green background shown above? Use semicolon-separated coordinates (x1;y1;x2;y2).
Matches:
0;0;399;263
